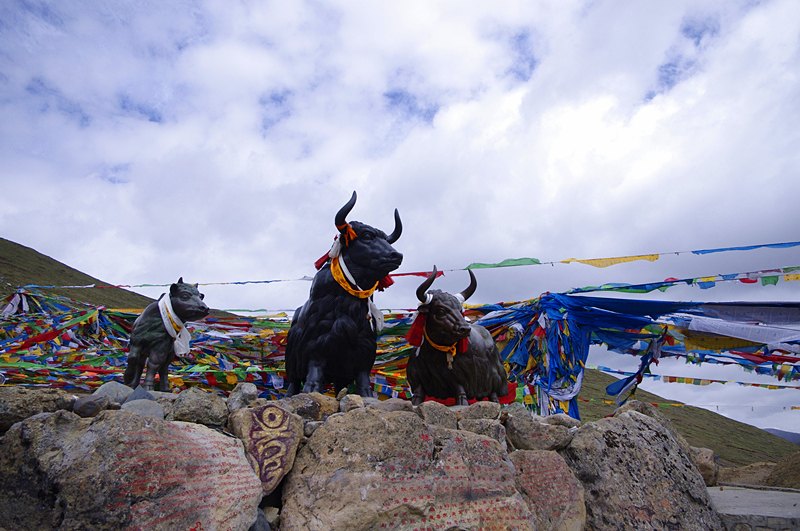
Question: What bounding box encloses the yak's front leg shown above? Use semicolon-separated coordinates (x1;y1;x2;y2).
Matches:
123;345;144;389
355;370;374;398
411;384;425;406
157;355;173;392
456;384;468;406
302;359;326;393
142;358;159;391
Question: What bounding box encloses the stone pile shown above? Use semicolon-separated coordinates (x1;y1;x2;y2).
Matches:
0;383;724;530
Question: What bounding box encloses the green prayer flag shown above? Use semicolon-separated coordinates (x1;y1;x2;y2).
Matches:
467;257;541;269
761;275;779;286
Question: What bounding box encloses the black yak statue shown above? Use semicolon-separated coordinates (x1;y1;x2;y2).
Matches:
123;278;209;391
406;266;508;405
285;191;403;397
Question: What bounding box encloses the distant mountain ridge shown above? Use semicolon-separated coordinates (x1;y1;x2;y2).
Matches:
765;428;800;445
1;237;798;466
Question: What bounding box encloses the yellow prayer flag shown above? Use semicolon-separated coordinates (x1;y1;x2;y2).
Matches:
560;254;660;268
226;372;238;385
783;274;800;281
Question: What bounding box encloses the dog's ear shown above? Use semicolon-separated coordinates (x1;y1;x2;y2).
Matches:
178;277;184;284
170;283;179;296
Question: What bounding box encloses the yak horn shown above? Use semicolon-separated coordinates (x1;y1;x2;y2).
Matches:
459;269;477;302
335;191;357;230
416;266;438;302
386;208;402;243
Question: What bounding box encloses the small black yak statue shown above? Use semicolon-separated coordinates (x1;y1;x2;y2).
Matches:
406;266;508;405
285;191;403;397
123;278;209;391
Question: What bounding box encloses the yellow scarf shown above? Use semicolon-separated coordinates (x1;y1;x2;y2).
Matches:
330;257;378;299
423;328;458;368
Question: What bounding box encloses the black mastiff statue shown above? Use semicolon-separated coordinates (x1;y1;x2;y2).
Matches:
285;191;403;397
406;266;508;405
123;278;209;391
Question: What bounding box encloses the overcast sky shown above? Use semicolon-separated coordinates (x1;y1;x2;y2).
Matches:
1;1;798;431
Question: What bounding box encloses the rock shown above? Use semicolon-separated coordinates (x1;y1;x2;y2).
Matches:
93;380;134;403
503;401;532;418
0;386;75;434
614;399;691;455
304;420;323;437
505;411;573;451
415;400;457;429
249;508;271;531
166;387;228;427
560;411;723;530
543;413;581;429
278;392;339;421
339;393;365;412
510;450;586;531
228;403;304;495
263;506;280;528
365;397;414;413
72;395;111;418
228;382;260;413
765;449;800;489
281;408;534;530
718;462;777;486
458;418;507;451
0;409;263;530
690;446;719;486
121;399;165;420
459;400;501;421
125;385;156;403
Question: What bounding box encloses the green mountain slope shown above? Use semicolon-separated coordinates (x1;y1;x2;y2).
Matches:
0;238;153;309
1;238;796;467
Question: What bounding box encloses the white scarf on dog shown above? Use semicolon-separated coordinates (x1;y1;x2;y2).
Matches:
158;295;191;357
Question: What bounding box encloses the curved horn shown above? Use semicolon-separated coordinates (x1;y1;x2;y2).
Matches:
459;269;477;302
334;191;357;229
416;266;438;302
386;208;402;243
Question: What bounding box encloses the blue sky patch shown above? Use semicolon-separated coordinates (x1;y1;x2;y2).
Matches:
681;16;720;47
383;89;438;124
118;94;163;123
259;89;292;134
507;30;538;82
25;76;90;126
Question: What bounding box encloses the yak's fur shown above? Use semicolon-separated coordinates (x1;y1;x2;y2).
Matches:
407;268;508;405
123;278;209;391
285;192;402;397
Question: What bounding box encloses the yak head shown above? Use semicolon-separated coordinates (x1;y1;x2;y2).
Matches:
334;191;403;285
415;266;477;344
169;277;210;322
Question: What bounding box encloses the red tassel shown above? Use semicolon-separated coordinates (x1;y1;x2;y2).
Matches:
377;275;394;291
314;252;330;270
406;313;426;347
458;337;469;353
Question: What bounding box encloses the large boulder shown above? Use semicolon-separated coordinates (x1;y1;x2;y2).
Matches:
278;392;339;421
765;449;800;489
510;450;585;531
280;407;534;530
0;386;74;433
228;382;260;413
166;386;228;427
690;446;719;486
92;380;134;404
0;409;263;530
560;411;723;530
505;411;573;451
228;403;304;495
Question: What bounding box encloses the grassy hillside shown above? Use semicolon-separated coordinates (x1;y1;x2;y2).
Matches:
579;369;799;466
0;238;153;309
1;238;796;467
